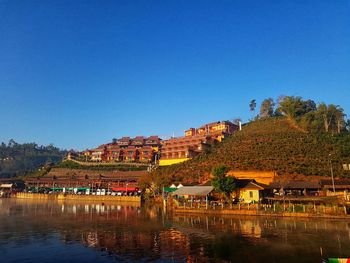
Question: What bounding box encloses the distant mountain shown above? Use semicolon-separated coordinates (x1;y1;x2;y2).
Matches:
0;140;67;178
152;117;350;184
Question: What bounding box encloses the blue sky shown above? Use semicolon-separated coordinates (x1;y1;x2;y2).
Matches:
0;0;349;150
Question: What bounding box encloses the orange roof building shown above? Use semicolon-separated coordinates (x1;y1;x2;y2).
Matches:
160;120;238;166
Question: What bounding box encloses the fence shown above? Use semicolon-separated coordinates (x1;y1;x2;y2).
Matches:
175;200;348;217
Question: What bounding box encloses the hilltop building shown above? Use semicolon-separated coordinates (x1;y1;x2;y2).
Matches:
185;121;238;141
83;136;161;163
159;121;239;166
160;135;212;166
75;121;238;166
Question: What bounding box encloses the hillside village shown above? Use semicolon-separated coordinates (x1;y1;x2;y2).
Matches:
1;96;350;210
69;120;239;166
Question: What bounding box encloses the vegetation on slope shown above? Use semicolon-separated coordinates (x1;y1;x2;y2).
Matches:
0;139;66;178
276;96;347;133
54;160;148;171
146;95;350;188
146;117;350;188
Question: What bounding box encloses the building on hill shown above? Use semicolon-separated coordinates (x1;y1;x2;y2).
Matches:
90;146;107;162
185;121;239;141
77;121;237;166
67;151;78;160
116;137;131;147
139;146;154;162
125;146;138;162
131;136;145;147
81;136;161;163
145;136;161;151
159;121;239;166
106;145;123;162
160;135;212;166
82;149;92;160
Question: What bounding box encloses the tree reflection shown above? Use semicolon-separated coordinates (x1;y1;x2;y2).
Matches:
0;199;350;262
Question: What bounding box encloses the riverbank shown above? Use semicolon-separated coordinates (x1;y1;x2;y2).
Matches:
15;192;141;203
173;206;350;220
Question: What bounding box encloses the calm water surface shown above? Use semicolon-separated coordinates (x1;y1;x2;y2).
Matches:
0;198;350;262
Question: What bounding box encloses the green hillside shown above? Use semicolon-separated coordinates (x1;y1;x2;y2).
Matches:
152;117;350;185
0;140;66;178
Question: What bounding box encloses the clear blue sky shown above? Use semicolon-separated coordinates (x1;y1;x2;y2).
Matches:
0;0;349;150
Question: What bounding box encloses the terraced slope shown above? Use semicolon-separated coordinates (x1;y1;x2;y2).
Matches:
153;117;350;184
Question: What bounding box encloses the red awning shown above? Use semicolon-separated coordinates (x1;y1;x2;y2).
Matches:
111;187;138;192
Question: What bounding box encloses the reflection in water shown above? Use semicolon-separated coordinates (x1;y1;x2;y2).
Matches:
0;198;350;262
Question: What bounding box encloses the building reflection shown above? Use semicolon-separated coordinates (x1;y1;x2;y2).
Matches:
1;199;350;262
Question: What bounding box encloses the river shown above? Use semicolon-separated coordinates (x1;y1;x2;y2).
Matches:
0;198;349;262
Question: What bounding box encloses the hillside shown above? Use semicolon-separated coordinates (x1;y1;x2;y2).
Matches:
151;117;350;185
0;140;66;178
55;160;148;171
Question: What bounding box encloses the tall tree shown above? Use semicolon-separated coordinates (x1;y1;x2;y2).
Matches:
259;98;275;118
317;103;331;132
249;99;257;118
278;96;316;120
334;107;346;133
317;103;345;133
346;119;350;132
299;111;323;132
8;139;17;147
303;99;317;113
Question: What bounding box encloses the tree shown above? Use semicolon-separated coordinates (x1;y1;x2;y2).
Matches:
346;119;350;132
278;96;316;120
0;140;66;178
334;107;346;133
318;103;332;132
259;98;275;118
317;103;345;133
299;111;323;132
211;166;237;202
249;99;257;119
8;139;17;147
303;99;317;113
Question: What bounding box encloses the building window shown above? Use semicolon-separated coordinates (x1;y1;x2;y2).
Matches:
249;191;253;198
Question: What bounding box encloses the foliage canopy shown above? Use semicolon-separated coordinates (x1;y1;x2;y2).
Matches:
211;166;237;199
0;140;66;178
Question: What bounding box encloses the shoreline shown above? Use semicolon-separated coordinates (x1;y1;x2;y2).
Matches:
8;193;350;219
173;207;350;220
14;192;141;204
